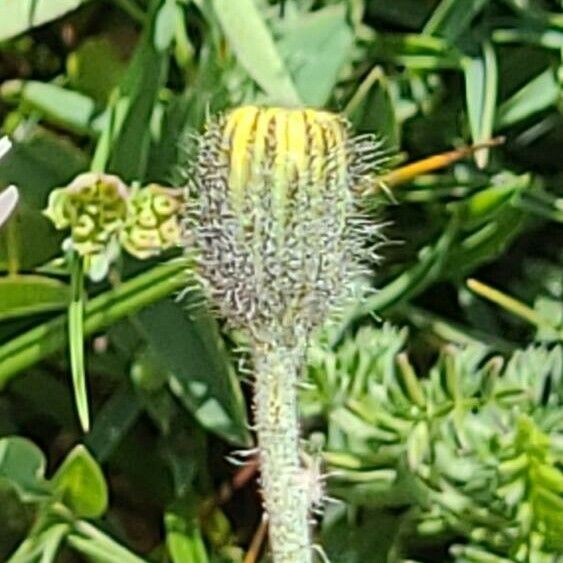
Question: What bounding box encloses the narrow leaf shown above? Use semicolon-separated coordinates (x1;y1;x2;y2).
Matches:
210;0;301;105
68;253;89;432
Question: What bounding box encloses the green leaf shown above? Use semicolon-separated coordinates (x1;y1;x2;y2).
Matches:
0;259;186;395
6;522;68;563
0;275;69;321
67;37;127;104
210;0;301;105
85;384;143;464
277;5;354;106
1;80;103;136
0;0;92;42
496;68;560;129
68;520;149;563
423;0;489;42
154;0;177;52
52;445;108;518
0;437;50;502
68;253;89;433
463;42;498;168
165;508;209;563
138;298;250;446
97;1;170;180
346;67;399;145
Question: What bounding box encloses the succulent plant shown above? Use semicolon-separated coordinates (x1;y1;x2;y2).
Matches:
303;324;563;562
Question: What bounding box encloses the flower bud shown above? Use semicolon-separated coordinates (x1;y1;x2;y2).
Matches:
44;172;128;257
121;184;182;259
191;106;381;345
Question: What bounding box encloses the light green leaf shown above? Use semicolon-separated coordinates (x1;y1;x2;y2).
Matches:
68;520;149;563
496;68;560;129
154;0;177;52
0;437;50;502
52;445;108;518
0;0;92;42
277;5;354;106
0;275;70;321
165;509;209;563
6;522;69;563
463;42;497;168
1;80;103;136
68;253;89;433
210;0;301;105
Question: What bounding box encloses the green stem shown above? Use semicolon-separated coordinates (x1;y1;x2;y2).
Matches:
253;342;312;563
69;252;89;432
0;259;187;388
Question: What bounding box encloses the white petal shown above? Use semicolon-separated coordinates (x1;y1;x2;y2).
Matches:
0;185;19;228
0;136;12;160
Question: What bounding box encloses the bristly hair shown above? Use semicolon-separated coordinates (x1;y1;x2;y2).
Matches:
182;106;392;349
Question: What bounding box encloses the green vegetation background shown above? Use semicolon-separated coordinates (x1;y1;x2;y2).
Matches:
0;0;562;562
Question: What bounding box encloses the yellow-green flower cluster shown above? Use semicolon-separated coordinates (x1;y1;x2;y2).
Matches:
45;173;129;257
121;184;182;260
44;172;182;279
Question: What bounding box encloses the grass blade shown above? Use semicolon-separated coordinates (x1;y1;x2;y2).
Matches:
68;253;89;432
210;0;301;105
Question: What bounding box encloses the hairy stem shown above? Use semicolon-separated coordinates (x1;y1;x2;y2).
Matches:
253;343;312;563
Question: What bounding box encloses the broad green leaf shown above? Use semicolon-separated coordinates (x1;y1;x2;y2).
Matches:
0;437;50;502
1;80;103;136
463;42;497;168
277;5;354;106
52;445;108;518
0;275;70;321
210;0;301;105
138;299;250;446
0;0;92;42
496;68;560;129
424;0;489;42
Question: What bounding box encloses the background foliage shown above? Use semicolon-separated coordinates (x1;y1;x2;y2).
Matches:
0;0;562;562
